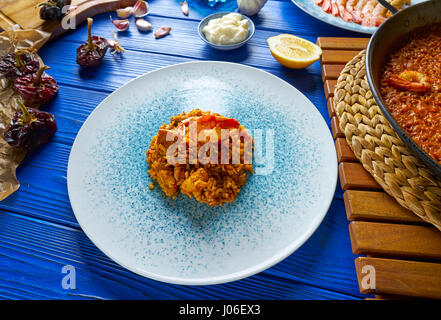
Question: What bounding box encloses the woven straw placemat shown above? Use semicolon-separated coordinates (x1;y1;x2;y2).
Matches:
334;50;441;231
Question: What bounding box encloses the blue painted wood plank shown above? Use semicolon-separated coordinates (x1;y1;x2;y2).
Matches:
0;0;366;299
113;0;365;38
0;199;364;299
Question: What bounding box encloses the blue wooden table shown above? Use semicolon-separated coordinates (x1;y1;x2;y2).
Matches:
0;0;371;299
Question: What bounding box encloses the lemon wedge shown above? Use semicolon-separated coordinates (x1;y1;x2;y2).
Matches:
267;34;322;69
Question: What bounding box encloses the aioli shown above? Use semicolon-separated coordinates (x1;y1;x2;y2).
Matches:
202;13;249;45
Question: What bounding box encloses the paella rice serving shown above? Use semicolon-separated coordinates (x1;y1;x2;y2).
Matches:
380;23;441;164
146;109;253;206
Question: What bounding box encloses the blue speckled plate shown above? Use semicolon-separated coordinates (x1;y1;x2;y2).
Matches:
291;0;427;34
67;62;337;285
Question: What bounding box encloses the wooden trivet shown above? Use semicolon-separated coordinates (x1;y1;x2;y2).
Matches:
318;37;441;299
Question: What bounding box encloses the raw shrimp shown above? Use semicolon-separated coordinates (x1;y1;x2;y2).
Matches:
361;0;385;26
370;2;388;26
360;0;377;26
336;0;352;22
321;0;332;13
345;0;358;14
331;0;340;17
351;0;368;24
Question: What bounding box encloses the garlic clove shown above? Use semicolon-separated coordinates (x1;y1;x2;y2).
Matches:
133;0;149;18
136;18;152;32
110;16;130;31
180;1;189;16
116;6;133;19
154;26;171;39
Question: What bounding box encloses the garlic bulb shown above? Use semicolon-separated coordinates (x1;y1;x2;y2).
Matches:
237;0;267;16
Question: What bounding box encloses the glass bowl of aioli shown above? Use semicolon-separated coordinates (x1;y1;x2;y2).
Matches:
198;12;255;50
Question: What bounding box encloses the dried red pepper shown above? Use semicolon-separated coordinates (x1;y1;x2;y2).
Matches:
76;18;109;68
4;100;57;150
0;49;40;80
39;0;71;21
14;65;59;106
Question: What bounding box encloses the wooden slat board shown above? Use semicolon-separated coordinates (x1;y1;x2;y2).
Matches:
318;37;441;299
344;190;424;224
355;257;441;299
350;221;441;260
0;0;137;47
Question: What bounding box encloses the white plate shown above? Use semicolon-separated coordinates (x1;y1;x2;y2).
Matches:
292;0;428;34
67;61;337;285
